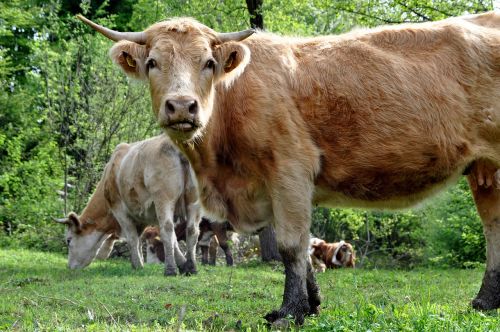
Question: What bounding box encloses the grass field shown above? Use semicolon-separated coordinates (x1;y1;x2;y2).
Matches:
1;249;499;331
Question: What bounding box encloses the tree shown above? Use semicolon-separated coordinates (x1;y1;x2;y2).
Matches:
245;0;264;29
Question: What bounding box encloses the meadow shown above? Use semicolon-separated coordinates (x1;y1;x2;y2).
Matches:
1;249;499;331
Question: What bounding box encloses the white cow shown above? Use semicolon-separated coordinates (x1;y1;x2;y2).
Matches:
55;135;200;275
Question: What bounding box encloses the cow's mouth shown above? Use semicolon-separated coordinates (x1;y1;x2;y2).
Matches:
167;120;199;132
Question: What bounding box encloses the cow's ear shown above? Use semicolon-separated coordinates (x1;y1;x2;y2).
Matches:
109;41;148;80
67;212;81;230
213;42;250;87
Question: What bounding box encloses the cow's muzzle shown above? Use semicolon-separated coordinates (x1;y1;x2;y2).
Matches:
167;119;200;132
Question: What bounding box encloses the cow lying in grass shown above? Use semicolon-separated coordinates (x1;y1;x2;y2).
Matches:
142;218;236;266
55;135;200;275
79;12;500;324
309;238;355;272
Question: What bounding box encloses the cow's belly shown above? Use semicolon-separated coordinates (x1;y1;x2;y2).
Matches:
313;167;464;210
122;195;158;225
220;183;273;234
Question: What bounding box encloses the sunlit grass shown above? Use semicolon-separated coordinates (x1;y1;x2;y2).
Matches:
0;249;498;331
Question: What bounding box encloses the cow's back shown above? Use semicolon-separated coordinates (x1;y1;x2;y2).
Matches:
220;13;500;209
103;142;131;210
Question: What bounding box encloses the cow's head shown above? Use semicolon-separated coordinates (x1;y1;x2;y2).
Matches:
333;241;356;268
77;15;253;142
54;212;114;269
141;226;165;264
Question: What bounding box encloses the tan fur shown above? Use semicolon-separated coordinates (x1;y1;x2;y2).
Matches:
102;11;500;318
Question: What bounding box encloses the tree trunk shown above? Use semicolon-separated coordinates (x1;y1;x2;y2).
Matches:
245;0;264;29
259;226;281;262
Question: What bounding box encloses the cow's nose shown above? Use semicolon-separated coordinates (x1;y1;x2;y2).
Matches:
165;99;198;115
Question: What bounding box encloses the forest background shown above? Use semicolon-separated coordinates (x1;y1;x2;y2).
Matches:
1;0;497;269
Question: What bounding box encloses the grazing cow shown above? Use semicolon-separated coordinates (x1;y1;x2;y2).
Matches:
310;238;355;271
79;12;500;324
55;135;200;276
142;218;236;266
142;225;166;264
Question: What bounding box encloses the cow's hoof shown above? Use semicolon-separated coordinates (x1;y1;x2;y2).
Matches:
472;269;500;310
164;268;177;276
472;296;500;311
131;263;144;269
472;298;497;310
264;308;305;326
267;317;290;330
179;261;197;276
308;305;320;316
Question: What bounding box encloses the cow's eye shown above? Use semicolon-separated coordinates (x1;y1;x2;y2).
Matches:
66;237;72;246
205;59;215;70
147;59;157;70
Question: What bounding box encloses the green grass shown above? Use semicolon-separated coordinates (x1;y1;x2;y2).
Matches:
0;249;499;331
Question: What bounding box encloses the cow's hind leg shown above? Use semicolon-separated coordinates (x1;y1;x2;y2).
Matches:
179;202;200;275
156;201;180;276
468;162;500;310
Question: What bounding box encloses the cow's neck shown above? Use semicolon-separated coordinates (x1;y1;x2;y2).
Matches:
79;180;120;235
178;132;231;222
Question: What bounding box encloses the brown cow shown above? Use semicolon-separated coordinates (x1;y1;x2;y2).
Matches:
310;238;355;271
142;218;235;266
79;12;500;324
55;135;200;275
197;218;235;266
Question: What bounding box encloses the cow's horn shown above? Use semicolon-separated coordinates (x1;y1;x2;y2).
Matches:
217;29;255;43
53;217;69;225
76;14;146;44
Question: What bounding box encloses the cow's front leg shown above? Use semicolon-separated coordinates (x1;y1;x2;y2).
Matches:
306;258;321;315
213;225;234;266
156;202;179;276
264;177;318;325
264;242;310;326
468;173;500;310
180;203;200;275
217;235;234;266
209;236;218;265
95;237;116;260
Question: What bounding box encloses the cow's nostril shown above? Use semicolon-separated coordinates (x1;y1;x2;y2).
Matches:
166;100;176;114
188;100;198;114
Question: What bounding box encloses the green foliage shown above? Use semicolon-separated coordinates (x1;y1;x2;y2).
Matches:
0;249;497;331
0;1;156;252
312;208;426;268
424;179;485;268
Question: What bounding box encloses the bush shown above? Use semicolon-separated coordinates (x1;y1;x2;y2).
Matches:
423;179;485;268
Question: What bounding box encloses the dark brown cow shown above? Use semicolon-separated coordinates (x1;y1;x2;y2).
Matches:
197;218;234;266
79;12;500;324
142;218;235;266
